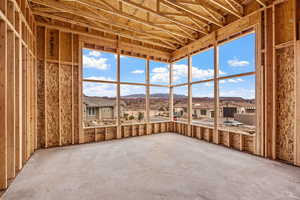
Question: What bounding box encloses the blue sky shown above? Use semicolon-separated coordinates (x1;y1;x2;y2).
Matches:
83;33;255;99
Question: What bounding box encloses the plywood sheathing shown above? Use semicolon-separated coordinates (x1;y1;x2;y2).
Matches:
177;123;255;154
276;46;295;163
45;62;59;147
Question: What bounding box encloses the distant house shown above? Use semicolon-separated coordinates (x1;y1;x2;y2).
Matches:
83;96;121;126
193;103;214;119
84;96;116;119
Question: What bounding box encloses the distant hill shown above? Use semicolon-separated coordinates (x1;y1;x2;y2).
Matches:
122;93;186;98
85;94;254;101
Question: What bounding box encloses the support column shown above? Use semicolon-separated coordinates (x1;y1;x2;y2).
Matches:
169;63;173;123
213;39;220;144
146;57;150;134
264;6;276;159
116;41;121;139
187;55;192;137
0;17;8;190
78;41;84;143
7;26;16;180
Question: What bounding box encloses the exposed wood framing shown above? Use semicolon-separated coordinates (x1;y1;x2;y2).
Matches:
0;0;37;190
187;55;192;137
213;36;220;144
1;0;300;192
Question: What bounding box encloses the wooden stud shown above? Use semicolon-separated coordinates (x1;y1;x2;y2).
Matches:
169;63;174;122
187;55;192;137
213;34;220;144
7;26;16;179
0;18;8;190
146;57;150;134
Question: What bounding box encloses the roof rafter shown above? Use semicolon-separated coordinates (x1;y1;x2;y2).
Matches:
33;10;177;50
161;0;224;27
73;0;196;40
205;0;243;18
119;0;208;34
30;0;182;47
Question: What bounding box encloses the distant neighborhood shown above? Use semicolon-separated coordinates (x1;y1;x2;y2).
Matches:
83;94;256;134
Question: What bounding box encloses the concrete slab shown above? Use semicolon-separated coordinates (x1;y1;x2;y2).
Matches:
2;133;300;200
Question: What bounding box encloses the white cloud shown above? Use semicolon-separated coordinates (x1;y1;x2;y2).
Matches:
131;70;144;74
219;80;226;84
84;76;114;81
114;54;125;59
120;85;145;96
150;66;169;83
228;57;250;67
83;55;109;70
220;88;255;99
227;78;244;83
152;67;167;73
83;82;116;97
88;50;101;57
205;82;213;87
172;64;226;83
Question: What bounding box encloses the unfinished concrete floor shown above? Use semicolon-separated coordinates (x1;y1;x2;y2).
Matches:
2;133;300;200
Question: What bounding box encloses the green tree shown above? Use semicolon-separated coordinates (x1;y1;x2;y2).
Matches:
138;112;144;121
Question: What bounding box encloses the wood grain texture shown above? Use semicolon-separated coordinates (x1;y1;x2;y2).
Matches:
46;62;59;147
276;46;295;163
60;64;72;145
37;60;45;148
73;65;79;144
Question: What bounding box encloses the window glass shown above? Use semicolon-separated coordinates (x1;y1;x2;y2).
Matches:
83;49;116;81
120;85;146;124
173;86;188;122
121;55;146;83
83;82;116;127
150;61;169;85
218;75;256;134
192;82;214;128
192;48;215;82
150;87;169;122
219;33;255;77
172;58;188;85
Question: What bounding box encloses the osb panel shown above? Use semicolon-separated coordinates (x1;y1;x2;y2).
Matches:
148;124;153;134
84;128;95;143
95;128;105;142
203;128;211;142
60;65;73;145
139;125;146;135
276;46;295;163
231;133;241;150
161;123;166;133
106;127;116;140
37;26;45;60
132;125;139;137
244;136;254;153
219;131;229;146
60;32;72;62
46;29;59;60
154;124;160;133
73;65;79;144
195;127;202;139
46;62;59;147
123;126;131;138
73;34;79;63
37;60;45;148
274;1;294;45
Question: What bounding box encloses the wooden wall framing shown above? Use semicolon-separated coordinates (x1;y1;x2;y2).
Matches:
36;27;80;148
34;0;300;167
0;0;37;190
1;0;300;193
